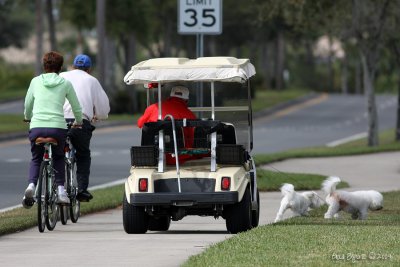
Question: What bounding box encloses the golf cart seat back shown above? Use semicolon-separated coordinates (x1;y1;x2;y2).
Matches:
141;124;185;152
217;122;236;145
163;127;185;152
193;122;237;148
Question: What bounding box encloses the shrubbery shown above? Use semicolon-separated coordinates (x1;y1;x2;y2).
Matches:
0;60;33;100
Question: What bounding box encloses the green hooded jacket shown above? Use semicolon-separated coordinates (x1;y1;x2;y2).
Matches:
24;73;83;129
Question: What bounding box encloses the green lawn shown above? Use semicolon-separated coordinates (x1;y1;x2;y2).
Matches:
183;191;400;267
252;88;311;112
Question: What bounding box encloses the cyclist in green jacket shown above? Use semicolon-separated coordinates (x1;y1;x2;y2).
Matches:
23;51;83;208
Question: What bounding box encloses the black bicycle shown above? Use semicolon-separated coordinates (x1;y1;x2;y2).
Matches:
60;123;80;224
35;137;60;232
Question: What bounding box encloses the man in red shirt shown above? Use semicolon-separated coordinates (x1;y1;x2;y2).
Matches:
137;85;196;128
137;86;197;164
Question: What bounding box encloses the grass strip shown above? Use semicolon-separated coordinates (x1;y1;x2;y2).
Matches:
183;191;400;267
254;128;400;165
0;184;124;236
257;169;348;191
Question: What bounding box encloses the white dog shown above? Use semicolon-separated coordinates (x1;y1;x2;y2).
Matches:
322;176;383;220
274;183;324;223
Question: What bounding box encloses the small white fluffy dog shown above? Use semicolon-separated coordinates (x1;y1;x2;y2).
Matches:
322;176;383;220
274;183;324;223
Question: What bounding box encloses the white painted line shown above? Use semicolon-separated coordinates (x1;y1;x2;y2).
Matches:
326;132;367;147
89;179;125;190
0;204;22;213
6;158;24;163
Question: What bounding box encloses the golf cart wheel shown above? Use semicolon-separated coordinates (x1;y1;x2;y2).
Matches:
224;186;252;234
123;192;149;234
148;216;171;231
251;189;260;227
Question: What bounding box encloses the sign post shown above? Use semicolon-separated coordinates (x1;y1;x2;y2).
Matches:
178;0;222;109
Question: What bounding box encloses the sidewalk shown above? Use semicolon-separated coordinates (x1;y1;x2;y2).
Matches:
262;151;400;192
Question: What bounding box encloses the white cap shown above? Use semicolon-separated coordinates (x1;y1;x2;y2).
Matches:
170;86;189;100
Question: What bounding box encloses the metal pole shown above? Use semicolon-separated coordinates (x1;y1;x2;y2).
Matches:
196;34;204;114
164;115;181;193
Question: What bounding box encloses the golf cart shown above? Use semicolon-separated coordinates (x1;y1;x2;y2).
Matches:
123;57;259;234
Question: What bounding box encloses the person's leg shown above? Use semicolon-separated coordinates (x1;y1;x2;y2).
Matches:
69;120;94;200
23;128;45;209
43;128;69;204
28;128;45;186
44;128;67;186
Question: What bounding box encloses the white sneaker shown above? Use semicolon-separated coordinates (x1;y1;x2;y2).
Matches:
24;183;35;198
57;186;70;204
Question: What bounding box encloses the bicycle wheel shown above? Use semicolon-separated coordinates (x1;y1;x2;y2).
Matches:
60;206;69;225
68;160;80;223
60;164;69;225
45;162;58;231
36;161;47;233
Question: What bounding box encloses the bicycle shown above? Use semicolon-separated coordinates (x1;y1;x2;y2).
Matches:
60;122;80;224
34;136;60;232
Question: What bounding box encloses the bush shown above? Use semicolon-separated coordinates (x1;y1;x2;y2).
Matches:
0;61;33;100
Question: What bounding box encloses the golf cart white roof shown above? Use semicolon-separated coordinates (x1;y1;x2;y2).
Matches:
123;57;256;84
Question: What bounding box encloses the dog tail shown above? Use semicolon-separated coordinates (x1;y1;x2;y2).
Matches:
280;183;295;196
322;176;341;194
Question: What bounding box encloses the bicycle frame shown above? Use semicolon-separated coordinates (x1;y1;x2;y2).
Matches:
35;140;59;232
61;133;80;224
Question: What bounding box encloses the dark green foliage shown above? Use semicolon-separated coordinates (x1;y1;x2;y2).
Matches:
0;0;33;48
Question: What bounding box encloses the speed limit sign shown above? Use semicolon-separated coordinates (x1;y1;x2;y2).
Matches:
178;0;222;34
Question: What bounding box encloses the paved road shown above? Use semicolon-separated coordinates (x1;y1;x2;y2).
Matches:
253;94;397;153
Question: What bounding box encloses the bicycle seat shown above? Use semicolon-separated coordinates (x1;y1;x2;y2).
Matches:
35;137;58;145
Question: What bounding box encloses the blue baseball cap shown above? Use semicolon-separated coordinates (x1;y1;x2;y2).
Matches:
73;54;92;68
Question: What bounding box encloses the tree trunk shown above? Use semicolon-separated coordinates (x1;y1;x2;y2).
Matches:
355;59;362;94
35;0;43;76
361;53;379;146
46;0;56;51
392;43;400;141
76;30;84;54
126;34;138;113
261;42;272;89
397;79;400;141
96;0;106;90
327;36;335;92
340;57;348;94
275;31;285;90
104;36;116;92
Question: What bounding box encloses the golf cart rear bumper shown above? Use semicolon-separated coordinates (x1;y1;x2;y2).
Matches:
130;192;238;206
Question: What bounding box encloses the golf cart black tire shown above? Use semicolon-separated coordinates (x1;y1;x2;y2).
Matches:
251;189;260;227
148;216;171;231
224;186;252;234
123;192;149;234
